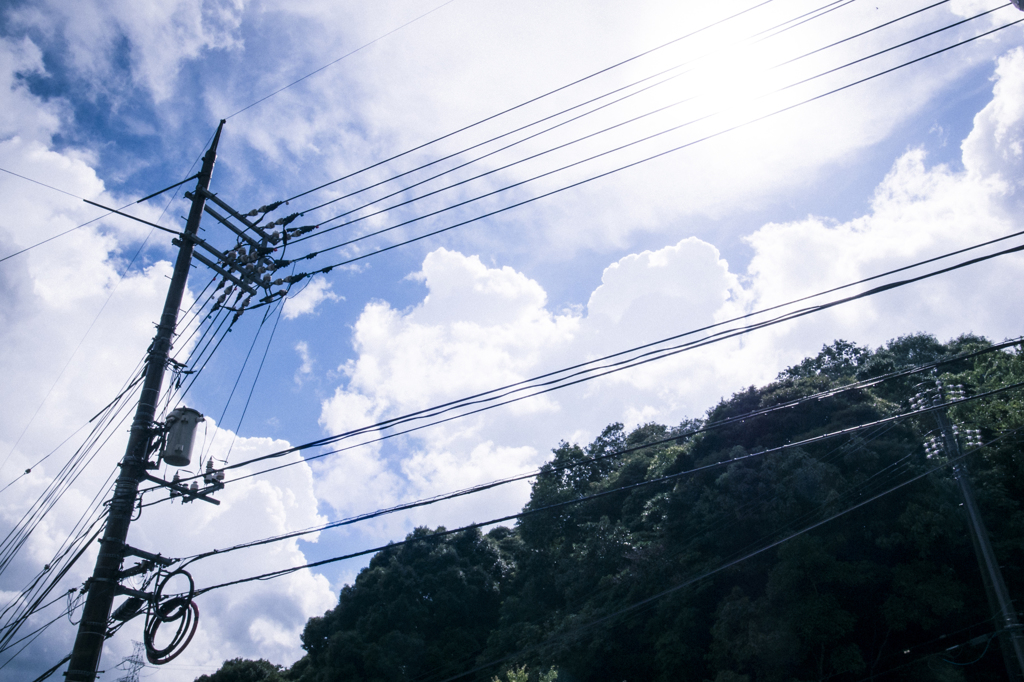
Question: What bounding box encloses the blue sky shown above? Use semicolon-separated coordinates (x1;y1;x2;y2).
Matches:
1;0;1023;679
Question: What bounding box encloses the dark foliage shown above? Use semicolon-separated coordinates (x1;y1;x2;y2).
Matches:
198;335;1024;682
289;527;511;682
195;658;286;682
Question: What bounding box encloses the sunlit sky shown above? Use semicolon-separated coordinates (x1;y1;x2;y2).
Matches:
1;0;1023;679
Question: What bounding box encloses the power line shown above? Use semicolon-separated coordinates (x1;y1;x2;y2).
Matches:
166;343;1022;561
224;0;463;120
0;171;199;264
223;299;287;463
183;389;1023;598
263;0;781;209
0;154;212;481
0;167;85;200
174;233;1024;483
282;12;1023;276
428;426;1024;682
283;0;873;222
288;0;971;248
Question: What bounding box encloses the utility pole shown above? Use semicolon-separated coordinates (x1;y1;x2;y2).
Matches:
917;380;1024;680
65;121;225;682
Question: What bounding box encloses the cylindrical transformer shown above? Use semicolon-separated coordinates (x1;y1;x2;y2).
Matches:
161;407;204;467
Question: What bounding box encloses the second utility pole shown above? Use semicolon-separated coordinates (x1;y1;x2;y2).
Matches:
65;121;225;682
930;390;1024;680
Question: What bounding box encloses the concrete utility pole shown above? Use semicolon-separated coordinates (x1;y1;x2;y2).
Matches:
65;121;225;682
921;383;1024;680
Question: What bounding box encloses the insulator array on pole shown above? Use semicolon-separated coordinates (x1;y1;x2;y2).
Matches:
961;428;983;449
909;379;969;412
924;436;943;459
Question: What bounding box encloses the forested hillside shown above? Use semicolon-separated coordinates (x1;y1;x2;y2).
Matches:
198;334;1024;682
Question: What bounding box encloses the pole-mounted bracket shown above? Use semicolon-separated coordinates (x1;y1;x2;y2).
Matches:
123;544;175;567
198;188;274;242
143;472;221;505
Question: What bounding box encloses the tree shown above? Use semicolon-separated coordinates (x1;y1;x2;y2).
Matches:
290;527;512;682
194;658;285;682
200;334;1023;682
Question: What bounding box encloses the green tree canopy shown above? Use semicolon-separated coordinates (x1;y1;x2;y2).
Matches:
197;334;1024;682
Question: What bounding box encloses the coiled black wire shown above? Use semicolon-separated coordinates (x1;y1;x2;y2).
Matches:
143;569;199;665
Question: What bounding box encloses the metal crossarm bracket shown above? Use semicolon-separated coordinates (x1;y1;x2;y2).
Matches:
198;188;274;242
187;249;257;296
143;473;221;505
114;585;150;600
122;545;175;567
186;192;262;248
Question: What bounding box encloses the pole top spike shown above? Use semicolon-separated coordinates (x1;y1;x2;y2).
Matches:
209;120;226;155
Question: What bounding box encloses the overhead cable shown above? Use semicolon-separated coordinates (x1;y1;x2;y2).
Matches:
174;232;1024;482
427;426;1024;682
289;0;973;247
171;351;1022;560
224;0;462;120
263;0;781;207
172;331;1019;557
184;392;1023;596
284;12;1022;274
285;0;872;221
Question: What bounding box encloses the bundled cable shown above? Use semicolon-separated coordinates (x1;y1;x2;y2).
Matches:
143;569;199;665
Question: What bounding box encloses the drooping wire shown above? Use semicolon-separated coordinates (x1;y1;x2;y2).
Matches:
283;11;1023;277
224;0;462;120
197;298;283;468
287;0;969;248
160;235;1024;486
182;398;1024;598
138;335;1006;535
0;361;143;644
223;298;287;463
424;426;1024;682
283;0;869;223
0;147;214;479
171;371;1024;565
259;0;781;210
0;364;142;578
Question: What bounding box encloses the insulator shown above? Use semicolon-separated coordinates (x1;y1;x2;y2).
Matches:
257;201;283;214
